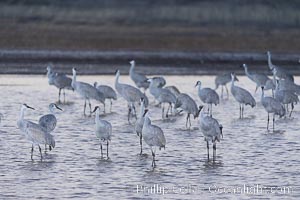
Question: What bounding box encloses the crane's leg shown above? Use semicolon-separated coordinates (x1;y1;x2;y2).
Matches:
242;104;244;118
188;114;191;128
151;147;156;167
221;86;223;99
254;85;258;94
273;114;275;131
31;145;34;160
225;85;229;99
88;99;92;115
162;103;165;119
268;113;271;130
110;99;113;112
166;103;171;118
107;141;109;159
132;104;137;120
58;88;62;103
63;89;66;103
100;142;103;158
239;104;242;119
103;102;106;114
49;145;52;151
207;140;210;160
290;103;294;117
84;99;87;116
139;133;143;155
44;144;47;152
127;104;132;124
210;104;213;117
185;113;190;129
213;142;216;161
38;145;42;160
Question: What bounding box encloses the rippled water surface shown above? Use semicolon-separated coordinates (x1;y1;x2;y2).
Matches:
0;75;299;199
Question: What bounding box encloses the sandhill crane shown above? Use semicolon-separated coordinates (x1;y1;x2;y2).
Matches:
165;85;181;97
230;73;256;118
196;81;219;117
92;106;112;159
71;68;105;115
149;78;176;119
115;70;148;123
274;71;300;95
261;87;285;131
129;60;149;91
242;64;269;93
17;104;55;160
142;110;166;167
274;80;299;117
94;82;117;112
267;51;294;82
198;106;223;160
46;65;73;103
174;93;200;129
215;72;238;99
134;98;146;155
39;103;62;150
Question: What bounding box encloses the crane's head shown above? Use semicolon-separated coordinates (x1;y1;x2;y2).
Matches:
115;70;120;76
22;103;35;110
129;60;135;66
49;103;63;112
241;63;247;69
72;67;77;74
92;106;100;113
266;51;271;56
261;86;265;91
195;81;201;87
143;109;149;117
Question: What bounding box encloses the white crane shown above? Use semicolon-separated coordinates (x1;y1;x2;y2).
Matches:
261;87;285;131
142;110;166;167
230;73;256;118
17;104;55;160
215;72;238;99
71;68;105;115
47;65;73;103
115;70;148;123
195;81;219;117
174;93;200;129
92;106;112;159
134;98;146;155
94;82;117;112
198;106;223;160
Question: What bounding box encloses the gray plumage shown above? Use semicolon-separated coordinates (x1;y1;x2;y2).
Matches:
134;98;146;155
93;106;112;158
47;65;73;103
17;104;55;160
174;93;200;129
242;64;269;93
149;78;176;119
267;51;294;82
196;81;219;117
129;60;150;90
71;68;105;115
142;110;166;167
94;82;117;112
115;70;149;123
165;85;181;97
276;76;300;95
261;87;285;131
274;80;299;117
215;72;238;99
39;103;62;133
230;73;256;118
153;76;166;88
199;106;223;160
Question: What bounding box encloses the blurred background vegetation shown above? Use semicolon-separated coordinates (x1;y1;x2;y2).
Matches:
1;0;300;52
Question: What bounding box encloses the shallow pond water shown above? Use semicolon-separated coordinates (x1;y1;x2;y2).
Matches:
0;75;299;199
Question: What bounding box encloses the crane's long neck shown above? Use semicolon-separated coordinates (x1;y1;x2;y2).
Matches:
115;72;120;89
261;89;265;102
95;109;100;125
231;76;235;88
72;71;77;89
129;63;135;74
18;107;25;123
267;53;273;69
244;66;250;77
143;116;151;127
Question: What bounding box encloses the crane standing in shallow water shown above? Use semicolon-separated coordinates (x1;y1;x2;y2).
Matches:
230;72;256;118
71;68;105;115
17;104;55;160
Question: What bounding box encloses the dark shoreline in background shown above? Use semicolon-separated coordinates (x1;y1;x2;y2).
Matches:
0;49;299;75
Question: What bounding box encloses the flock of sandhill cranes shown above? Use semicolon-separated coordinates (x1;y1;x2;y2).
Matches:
15;51;299;167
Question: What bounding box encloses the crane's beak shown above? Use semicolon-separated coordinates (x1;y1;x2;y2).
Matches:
92;106;99;113
55;104;63;111
26;105;35;110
